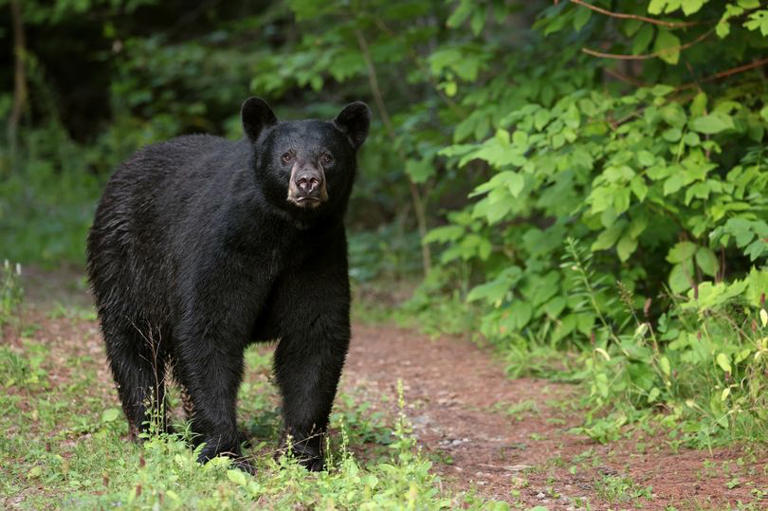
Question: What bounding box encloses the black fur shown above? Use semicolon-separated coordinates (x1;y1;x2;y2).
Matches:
86;98;371;473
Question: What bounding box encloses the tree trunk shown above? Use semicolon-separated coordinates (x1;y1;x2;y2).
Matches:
8;0;28;171
354;28;432;275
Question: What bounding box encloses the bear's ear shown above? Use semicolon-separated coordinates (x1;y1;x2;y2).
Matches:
333;102;371;150
241;97;278;142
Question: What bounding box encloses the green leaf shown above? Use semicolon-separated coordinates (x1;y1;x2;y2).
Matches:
667;241;697;263
424;225;464;244
661;103;687;128
630;175;648;201
654;30;681;65
101;408;120;423
637;150;655;167
659;356;671;376
446;0;473;28
467;267;522;305
617;234;638;262
681;0;706;15
683;132;700;146
26;466;42;480
690;92;707;117
745;10;768;36
227;469;248;486
669;261;693;293
509;300;534;329
405;158;434;184
573;7;592;31
690;113;734;134
592;220;626;251
695;246;719;277
662;127;682;142
633;25;655;55
648;0;667;15
467;8;484;35
716;353;732;373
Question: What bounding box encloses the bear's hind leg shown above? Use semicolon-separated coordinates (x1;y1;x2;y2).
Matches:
103;320;171;439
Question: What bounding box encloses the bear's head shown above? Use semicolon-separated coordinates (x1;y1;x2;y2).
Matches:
241;97;370;224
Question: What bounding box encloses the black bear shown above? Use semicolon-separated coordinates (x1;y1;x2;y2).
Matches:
86;98;370;473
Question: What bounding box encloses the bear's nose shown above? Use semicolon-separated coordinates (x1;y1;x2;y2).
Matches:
295;173;322;194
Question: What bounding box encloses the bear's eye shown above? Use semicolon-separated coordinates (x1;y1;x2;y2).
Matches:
320;153;334;166
281;152;293;164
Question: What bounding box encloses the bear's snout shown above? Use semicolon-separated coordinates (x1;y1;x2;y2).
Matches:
288;164;328;207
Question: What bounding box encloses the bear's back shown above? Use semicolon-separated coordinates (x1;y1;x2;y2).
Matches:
87;134;245;324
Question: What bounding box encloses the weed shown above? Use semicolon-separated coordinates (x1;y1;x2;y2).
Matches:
0;260;23;337
593;473;653;504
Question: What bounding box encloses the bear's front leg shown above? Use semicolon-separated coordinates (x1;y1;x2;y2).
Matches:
273;319;350;471
174;315;253;473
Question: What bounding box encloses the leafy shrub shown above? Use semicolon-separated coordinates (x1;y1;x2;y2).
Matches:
420;1;768;439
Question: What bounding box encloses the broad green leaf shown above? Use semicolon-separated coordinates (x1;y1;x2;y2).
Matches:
669;261;693;293
648;0;668;14
662;127;682;142
695;246;719;277
690;92;707;117
424;225;464;244
744;10;768;36
661;103;687;128
683;132;700;146
716;353;731;373
681;0;706;15
573;7;592;31
446;0;473;27
654;30;681;65
405;158;434;184
633;25;655;55
667;241;697;263
227;469;248;486
592;220;627;251
101;408;120;423
630;175;648;201
690;113;734;134
617;234;638;262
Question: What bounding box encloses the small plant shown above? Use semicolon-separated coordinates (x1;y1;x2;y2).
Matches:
0;260;23;337
593;474;653;504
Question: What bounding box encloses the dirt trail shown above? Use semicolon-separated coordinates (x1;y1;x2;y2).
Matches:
13;268;768;510
344;326;768;509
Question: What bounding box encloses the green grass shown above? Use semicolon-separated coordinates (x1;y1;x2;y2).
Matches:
1;326;510;510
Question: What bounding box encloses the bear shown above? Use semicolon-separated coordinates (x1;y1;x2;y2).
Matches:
86;97;371;473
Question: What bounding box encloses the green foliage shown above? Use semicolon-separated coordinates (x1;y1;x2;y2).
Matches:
2;337;502;509
0;260;23;336
412;0;768;440
3;0;768;446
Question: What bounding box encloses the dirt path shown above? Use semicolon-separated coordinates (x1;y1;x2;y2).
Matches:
344;325;768;509
10;268;768;510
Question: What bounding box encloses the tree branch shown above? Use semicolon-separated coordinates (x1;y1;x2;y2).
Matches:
581;28;713;60
677;56;768;89
354;28;432;275
569;0;699;29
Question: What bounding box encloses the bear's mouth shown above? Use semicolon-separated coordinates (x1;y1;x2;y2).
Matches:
288;195;324;208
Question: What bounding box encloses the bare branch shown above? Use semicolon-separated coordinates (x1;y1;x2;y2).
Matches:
581;29;713;60
678;56;768;89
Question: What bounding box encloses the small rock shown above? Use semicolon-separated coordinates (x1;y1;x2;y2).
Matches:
536;492;545;499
